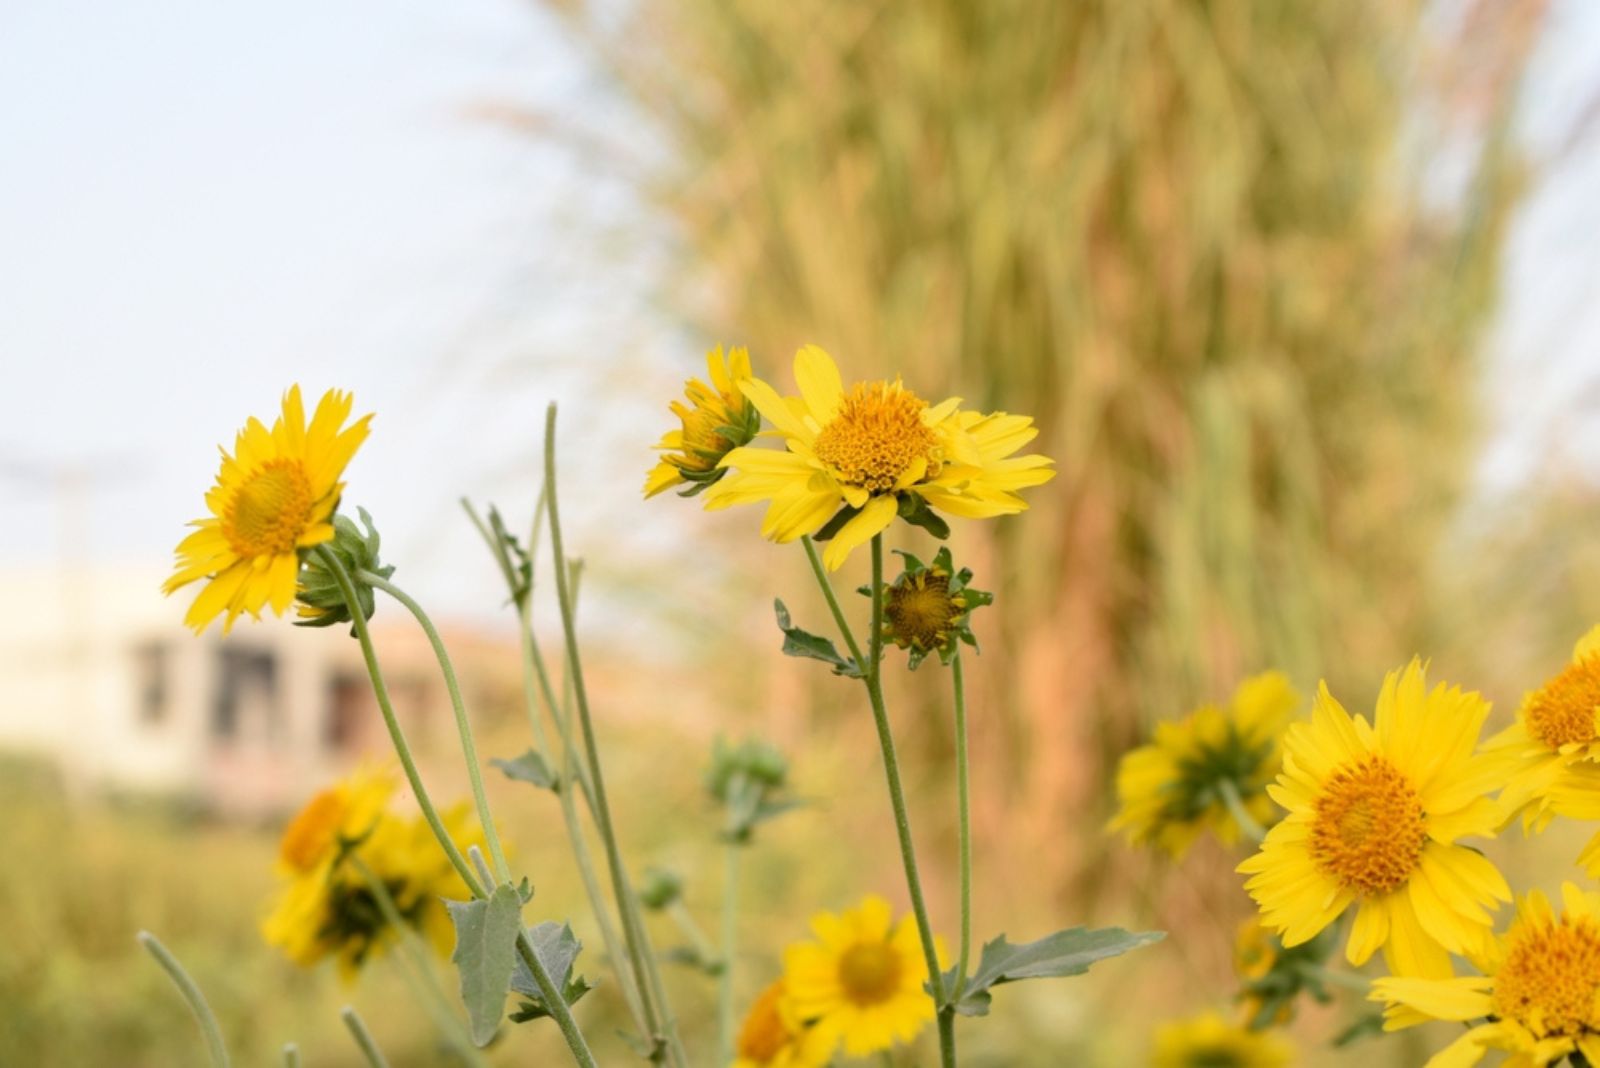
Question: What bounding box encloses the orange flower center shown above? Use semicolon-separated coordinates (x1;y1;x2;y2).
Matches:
813;382;939;494
1525;657;1600;750
1493;914;1600;1038
225;460;314;557
280;787;347;872
735;982;794;1063
838;941;902;1006
1308;755;1426;894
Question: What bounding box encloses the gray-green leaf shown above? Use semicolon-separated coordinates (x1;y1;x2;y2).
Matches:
944;926;1164;1017
446;884;524;1045
492;750;559;792
774;599;863;678
507;922;595;1021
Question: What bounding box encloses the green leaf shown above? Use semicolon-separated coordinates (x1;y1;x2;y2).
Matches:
812;505;858;542
446;884;524;1046
1331;1012;1386;1047
491;750;559;792
508;922;595;1022
944;926;1164;1017
896;494;950;539
773;600;863;677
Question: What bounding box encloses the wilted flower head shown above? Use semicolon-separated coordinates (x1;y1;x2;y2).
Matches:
867;547;991;669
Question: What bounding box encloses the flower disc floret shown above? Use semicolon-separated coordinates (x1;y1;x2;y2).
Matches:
1525;656;1600;749
1308;755;1426;895
813;382;939;493
1493;911;1600;1038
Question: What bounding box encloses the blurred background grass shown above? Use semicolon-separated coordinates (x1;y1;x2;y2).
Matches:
9;0;1600;1063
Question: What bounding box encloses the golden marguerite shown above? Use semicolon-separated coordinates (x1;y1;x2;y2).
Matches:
1150;1011;1293;1068
731;980;835;1068
1371;884;1600;1067
1238;660;1510;978
643;345;760;499
164;386;371;633
704;346;1054;569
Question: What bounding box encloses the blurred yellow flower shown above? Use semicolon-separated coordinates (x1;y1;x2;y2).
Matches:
731;980;835;1068
704;345;1054;569
1238;660;1510;978
644;345;761;499
1371;883;1600;1068
1151;1011;1292;1068
163;386;371;634
1485;624;1600;874
262;771;480;980
1110;672;1299;857
783;895;942;1057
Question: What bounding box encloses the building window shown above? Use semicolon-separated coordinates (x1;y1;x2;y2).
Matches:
325;673;368;751
133;642;168;726
214;647;279;741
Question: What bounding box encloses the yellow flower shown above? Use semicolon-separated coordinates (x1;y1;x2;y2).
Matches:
783;895;943;1057
164;386;372;633
1110;672;1299;857
1371;883;1600;1068
731;980;835;1068
704;345;1054;570
644;345;760;498
1485;625;1600;874
1238;660;1511;978
1151;1011;1293;1068
262;770;480;980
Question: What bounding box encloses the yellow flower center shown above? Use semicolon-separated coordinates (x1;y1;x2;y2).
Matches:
1493;914;1600;1039
1308;755;1426;894
1525;657;1600;749
813;382;939;494
735;983;792;1063
886;573;957;650
838;941;903;1006
280;787;347;872
225;460;315;557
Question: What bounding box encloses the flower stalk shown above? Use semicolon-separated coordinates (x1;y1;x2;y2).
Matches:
137;931;230;1068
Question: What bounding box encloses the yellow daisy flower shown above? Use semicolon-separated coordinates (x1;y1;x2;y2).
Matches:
1484;625;1600;873
731;980;835;1068
1150;1011;1293;1068
275;765;395;875
1371;883;1600;1068
645;345;761;498
783;895;943;1057
164;385;372;634
704;345;1054;570
1110;672;1300;857
1238;660;1511;978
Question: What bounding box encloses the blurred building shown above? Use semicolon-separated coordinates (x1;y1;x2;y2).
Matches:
0;564;521;817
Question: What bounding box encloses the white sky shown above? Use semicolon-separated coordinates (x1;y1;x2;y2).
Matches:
2;0;1598;620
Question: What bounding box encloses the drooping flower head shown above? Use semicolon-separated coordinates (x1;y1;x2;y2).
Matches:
705;346;1054;569
644;345;761;499
1111;672;1299;857
1371;884;1600;1068
732;980;836;1068
1485;625;1600;872
1238;660;1511;978
164;386;372;633
1151;1011;1293;1068
867;547;992;669
783;895;943;1058
262;770;481;980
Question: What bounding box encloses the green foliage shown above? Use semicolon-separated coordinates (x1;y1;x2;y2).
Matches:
295;508;393;631
942;927;1165;1017
492;751;560;793
772;599;863;678
445;885;524;1046
507;923;595;1023
705;737;800;842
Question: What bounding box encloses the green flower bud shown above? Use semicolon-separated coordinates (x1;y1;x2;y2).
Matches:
295;507;394;631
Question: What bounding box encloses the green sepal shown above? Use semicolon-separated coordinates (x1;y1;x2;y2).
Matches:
812;505;859;542
445;883;524;1046
773;599;863;678
294;507;394;633
938;926;1165;1017
491;750;560;793
897;493;951;539
507;921;595;1022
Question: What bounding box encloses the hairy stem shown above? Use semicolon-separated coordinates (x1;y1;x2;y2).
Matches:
137;931;229;1068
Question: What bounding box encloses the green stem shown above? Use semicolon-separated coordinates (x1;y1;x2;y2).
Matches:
281;1044;300;1068
803;535;953;1068
951;650;973;998
320;546;599;1068
350;857;488;1068
315;546;481;895
137;931;229;1068
718;841;741;1066
1216;778;1268;844
340;1006;391;1068
359;569;512;885
544;404;688;1068
1298;963;1372;995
